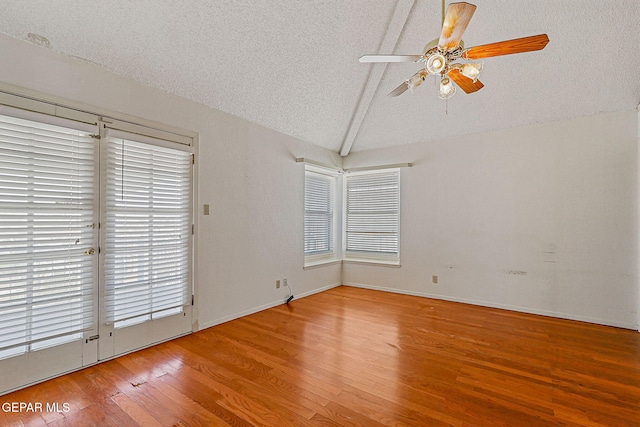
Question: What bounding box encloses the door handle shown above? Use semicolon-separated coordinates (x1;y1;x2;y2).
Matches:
84;248;96;255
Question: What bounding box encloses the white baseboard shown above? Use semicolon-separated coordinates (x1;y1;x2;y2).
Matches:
198;282;341;331
343;282;639;331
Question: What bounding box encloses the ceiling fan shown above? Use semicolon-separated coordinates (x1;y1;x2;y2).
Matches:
360;1;549;99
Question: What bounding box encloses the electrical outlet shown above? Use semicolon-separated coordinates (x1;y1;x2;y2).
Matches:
432;275;438;284
276;280;280;289
283;277;288;287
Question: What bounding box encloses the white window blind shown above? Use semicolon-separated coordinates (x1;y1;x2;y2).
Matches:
345;169;400;262
304;168;335;257
104;136;192;325
0;113;96;358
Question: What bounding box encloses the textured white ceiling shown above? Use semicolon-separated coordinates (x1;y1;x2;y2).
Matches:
0;0;639;154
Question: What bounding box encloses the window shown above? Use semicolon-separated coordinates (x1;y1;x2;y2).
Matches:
344;169;400;264
0;112;97;359
304;165;338;266
103;133;192;328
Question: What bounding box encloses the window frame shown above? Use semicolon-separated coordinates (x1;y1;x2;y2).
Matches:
0;107;99;359
304;164;340;268
101;129;193;327
343;168;401;266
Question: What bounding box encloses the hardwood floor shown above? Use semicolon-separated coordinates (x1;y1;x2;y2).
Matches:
1;286;639;426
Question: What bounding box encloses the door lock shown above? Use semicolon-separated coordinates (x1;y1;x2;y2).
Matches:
84;248;96;255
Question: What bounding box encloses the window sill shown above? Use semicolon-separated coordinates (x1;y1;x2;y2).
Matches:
343;258;401;268
304;258;342;270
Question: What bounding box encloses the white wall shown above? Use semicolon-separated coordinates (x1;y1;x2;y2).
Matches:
344;111;639;329
0;34;342;331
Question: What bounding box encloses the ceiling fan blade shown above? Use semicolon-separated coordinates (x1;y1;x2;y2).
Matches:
463;34;550;59
438;2;477;51
388;82;410;97
359;54;422;63
447;68;484;93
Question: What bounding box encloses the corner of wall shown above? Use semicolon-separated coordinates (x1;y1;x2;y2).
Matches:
637;106;640;333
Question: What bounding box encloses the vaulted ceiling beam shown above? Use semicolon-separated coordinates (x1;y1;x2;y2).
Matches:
339;0;416;157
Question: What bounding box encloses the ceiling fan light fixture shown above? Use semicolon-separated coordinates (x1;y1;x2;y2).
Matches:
460;62;483;81
406;73;425;91
426;53;446;74
438;77;456;99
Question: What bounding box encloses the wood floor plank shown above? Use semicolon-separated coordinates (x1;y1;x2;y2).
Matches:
156;370;255;427
334;384;454;427
1;286;639;426
110;392;164;427
314;401;392;427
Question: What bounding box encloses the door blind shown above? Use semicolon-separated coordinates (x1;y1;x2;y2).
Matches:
304;170;335;256
345;169;400;260
0;113;96;356
104;137;192;324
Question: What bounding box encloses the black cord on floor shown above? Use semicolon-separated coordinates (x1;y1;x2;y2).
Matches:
284;280;294;304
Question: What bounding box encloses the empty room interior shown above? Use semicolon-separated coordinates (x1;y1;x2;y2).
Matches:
0;1;639;426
